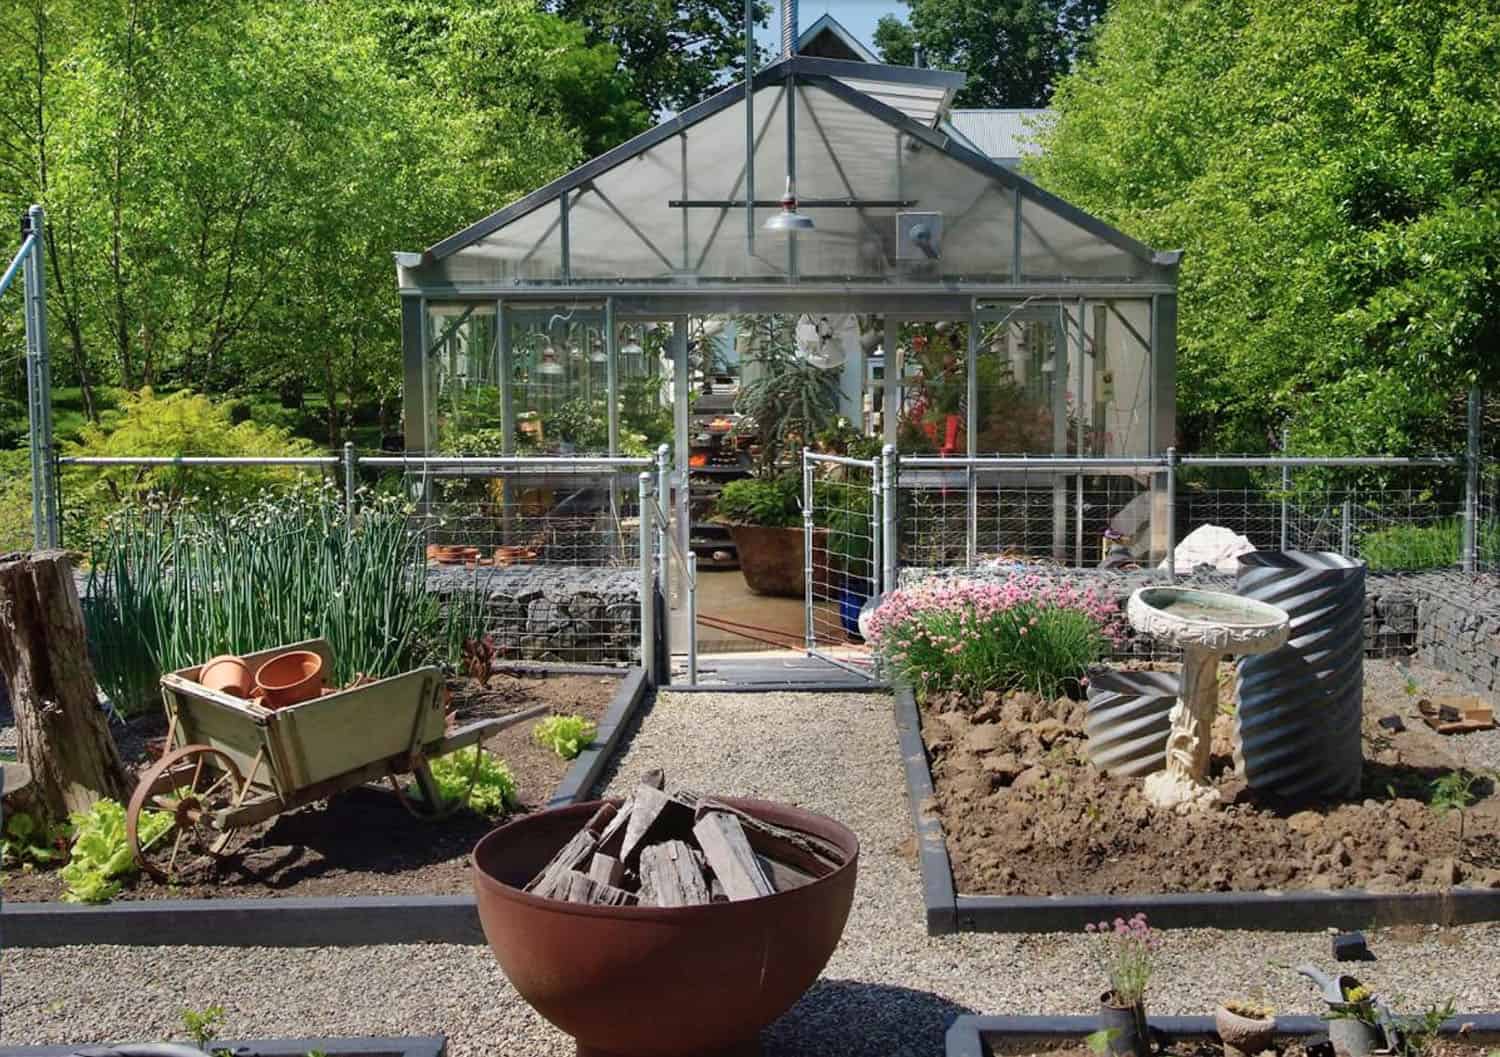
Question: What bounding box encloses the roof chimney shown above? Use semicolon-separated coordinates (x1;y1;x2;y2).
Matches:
781;0;797;57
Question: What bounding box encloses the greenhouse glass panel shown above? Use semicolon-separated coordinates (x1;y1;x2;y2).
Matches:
506;305;611;455
423;302;499;452
1017;198;1150;281
1079;298;1153;456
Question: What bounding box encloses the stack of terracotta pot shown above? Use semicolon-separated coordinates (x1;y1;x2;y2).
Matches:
197;650;326;709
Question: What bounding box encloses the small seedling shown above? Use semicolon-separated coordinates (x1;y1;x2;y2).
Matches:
1085;1028;1121;1055
534;714;598;760
1429;770;1484;855
1394;662;1420;697
181;1005;224;1049
1394;998;1455;1057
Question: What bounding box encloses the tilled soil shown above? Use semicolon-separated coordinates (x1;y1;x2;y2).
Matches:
925;660;1500;896
1;671;617;902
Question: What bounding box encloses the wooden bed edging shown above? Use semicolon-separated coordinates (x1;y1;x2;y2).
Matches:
0;670;648;949
892;686;1500;935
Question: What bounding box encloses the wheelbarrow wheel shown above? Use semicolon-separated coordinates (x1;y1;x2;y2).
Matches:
127;744;251;883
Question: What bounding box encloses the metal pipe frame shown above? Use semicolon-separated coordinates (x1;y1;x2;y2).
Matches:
882;443;899;594
1463;386;1482;574
638;472;657;683
655;443;672;671
1164;446;1178;584
61;455;340;467
356;455;650;468
744;0;755;259
0;232;36;299
803;453;816;653
1279;426;1291;552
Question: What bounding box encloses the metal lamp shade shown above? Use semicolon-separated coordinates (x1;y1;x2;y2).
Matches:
764;209;815;232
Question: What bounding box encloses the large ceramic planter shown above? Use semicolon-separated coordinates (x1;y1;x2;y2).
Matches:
472;797;859;1057
728;525;827;597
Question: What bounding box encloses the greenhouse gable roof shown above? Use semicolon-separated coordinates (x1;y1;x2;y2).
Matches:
407;55;1178;292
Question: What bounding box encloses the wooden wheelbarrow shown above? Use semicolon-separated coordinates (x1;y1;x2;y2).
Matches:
126;638;541;883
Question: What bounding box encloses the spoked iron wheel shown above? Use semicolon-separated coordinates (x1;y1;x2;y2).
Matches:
127;744;250;883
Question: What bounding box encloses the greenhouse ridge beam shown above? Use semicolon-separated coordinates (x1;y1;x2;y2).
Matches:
668;199;917;208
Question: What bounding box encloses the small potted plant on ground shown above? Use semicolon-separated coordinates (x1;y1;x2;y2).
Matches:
1087;913;1158;1057
1215;998;1276;1056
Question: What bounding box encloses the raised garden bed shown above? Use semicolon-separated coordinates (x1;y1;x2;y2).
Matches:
897;658;1500;934
945;1015;1500;1057
0;668;649;946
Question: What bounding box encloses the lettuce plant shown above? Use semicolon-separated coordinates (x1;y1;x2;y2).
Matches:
429;746;518;816
60;798;170;903
534;714;598;760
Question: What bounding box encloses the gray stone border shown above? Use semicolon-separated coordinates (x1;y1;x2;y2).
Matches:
0;1035;447;1057
0;671;648;949
944;1015;1500;1057
893;686;1500;934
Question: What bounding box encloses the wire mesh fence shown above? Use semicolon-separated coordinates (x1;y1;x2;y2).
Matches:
804;451;880;673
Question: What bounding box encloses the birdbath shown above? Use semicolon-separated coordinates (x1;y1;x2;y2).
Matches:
1126;586;1290;811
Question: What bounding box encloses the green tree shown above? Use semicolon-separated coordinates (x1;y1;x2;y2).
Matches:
874;0;1108;107
1028;0;1500;454
547;0;770;117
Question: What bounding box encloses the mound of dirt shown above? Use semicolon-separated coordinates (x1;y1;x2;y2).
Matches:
921;672;1500;897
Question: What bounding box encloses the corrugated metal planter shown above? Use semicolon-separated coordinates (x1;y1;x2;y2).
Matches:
1235;551;1365;801
1085;668;1178;777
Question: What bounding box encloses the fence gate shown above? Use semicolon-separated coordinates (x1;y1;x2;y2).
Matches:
803;451;883;677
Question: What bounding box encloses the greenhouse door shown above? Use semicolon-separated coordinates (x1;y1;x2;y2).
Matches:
803;449;883;677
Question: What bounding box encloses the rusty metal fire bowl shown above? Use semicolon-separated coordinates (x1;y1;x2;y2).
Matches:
471;797;860;1057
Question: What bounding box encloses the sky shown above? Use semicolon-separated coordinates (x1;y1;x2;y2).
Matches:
754;1;907;56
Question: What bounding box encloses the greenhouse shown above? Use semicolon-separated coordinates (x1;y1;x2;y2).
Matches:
394;49;1181;666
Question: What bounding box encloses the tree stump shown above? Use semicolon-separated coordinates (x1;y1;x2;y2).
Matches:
0;550;129;823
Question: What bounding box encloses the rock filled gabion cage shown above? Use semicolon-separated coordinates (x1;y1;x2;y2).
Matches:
1234;551;1365;801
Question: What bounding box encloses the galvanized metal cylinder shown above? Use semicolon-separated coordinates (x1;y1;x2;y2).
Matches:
1234;550;1365;801
1085;668;1178;777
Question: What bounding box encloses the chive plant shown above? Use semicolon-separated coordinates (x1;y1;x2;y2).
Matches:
85;486;458;712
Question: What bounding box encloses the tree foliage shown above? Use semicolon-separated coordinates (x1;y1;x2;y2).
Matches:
0;0;643;448
874;0;1108;107
547;0;769;117
1029;0;1500;454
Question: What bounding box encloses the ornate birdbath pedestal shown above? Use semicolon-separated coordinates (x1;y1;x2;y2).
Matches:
1126;586;1290;812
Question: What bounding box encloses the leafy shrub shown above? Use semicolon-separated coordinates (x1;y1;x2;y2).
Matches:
60;798;170;903
64;388;318;537
428;747;518;816
1359;518;1500;571
534;714;598;760
868;574;1121;701
715;475;801;528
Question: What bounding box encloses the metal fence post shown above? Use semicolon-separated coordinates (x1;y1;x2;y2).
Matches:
871;451;884;603
965;461;977;569
343;441;357;531
655;442;671;620
882;444;898;595
1340;500;1351;558
1463;385;1481;574
686;552;698;685
1279;426;1291;552
1164;447;1178;584
638;472;656;684
803;453;816;654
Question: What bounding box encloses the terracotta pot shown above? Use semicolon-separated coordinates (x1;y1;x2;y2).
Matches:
1215;1004;1275;1056
472;797;859;1057
727;525;830;598
197;654;253;698
254;650;325;709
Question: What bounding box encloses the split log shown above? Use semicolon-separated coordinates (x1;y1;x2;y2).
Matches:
639;840;711;907
597;795;634;856
755;853;816;893
638;767;666;790
561;870;637;906
0;551;129;823
620;786;697;862
526;802;617;896
588;853;625;887
693;811;773;901
695;798;842;879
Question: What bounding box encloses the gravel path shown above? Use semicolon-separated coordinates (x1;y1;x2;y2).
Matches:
5;689;1500;1056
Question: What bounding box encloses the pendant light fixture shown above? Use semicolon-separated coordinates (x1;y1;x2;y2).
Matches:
765;177;815;233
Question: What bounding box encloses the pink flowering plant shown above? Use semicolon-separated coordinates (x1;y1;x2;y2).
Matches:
1086;913;1159;1007
866;574;1122;701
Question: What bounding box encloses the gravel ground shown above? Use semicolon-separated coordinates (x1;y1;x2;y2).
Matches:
5;689;1500;1056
